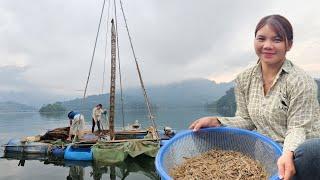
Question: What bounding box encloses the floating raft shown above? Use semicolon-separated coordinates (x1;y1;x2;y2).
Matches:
2;126;175;163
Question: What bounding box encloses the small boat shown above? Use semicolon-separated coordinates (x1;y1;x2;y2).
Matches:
4;138;49;154
115;130;148;140
64;144;93;161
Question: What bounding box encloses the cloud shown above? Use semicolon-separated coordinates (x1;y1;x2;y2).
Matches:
0;65;72;106
0;65;29;91
0;0;320;103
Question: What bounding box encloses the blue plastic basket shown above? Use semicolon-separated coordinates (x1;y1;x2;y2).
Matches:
155;127;282;180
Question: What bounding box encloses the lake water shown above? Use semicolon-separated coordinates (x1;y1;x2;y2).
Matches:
0;108;217;180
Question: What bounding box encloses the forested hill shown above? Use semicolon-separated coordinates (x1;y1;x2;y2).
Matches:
317;79;320;101
0;101;36;112
42;78;234;112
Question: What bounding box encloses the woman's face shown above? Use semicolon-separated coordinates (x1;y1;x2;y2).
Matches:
254;24;291;66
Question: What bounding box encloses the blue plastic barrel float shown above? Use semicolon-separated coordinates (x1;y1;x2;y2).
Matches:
155;127;282;180
4;138;22;152
64;144;93;161
5;138;49;154
51;146;66;158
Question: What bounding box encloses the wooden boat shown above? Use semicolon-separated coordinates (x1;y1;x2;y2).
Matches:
115;130;148;140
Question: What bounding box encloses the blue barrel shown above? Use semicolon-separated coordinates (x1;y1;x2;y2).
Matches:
5;139;48;154
5;138;23;152
52;147;65;157
64;145;93;161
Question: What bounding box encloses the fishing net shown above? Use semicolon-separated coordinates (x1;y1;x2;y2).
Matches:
40;127;70;141
93;140;160;163
155;127;282;180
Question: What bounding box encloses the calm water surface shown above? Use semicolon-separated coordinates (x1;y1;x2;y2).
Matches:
0;108;217;180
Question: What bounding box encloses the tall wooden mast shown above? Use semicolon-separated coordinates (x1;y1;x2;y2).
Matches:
109;19;116;140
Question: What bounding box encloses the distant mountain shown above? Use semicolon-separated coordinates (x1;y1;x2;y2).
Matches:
211;79;320;117
207;87;236;117
0;101;36;112
140;78;234;108
59;94;145;111
0;90;69;108
39;102;67;113
53;78;234;111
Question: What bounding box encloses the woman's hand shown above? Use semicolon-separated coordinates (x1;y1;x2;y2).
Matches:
277;151;296;180
189;116;221;131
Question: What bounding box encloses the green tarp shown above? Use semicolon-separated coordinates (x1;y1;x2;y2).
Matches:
92;140;160;163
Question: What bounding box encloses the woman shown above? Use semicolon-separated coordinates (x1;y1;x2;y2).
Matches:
67;111;85;141
189;15;320;180
92;104;106;133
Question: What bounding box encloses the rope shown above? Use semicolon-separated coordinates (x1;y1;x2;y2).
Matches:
114;0;126;129
82;0;106;104
119;0;159;139
101;0;111;95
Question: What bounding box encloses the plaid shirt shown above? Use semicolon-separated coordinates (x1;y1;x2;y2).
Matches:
218;59;320;152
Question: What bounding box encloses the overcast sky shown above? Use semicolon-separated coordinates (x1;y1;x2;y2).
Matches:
1;0;320;100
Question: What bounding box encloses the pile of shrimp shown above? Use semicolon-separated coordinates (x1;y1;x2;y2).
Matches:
170;149;267;180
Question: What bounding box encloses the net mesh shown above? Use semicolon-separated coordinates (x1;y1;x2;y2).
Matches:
93;140;159;163
159;128;282;179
